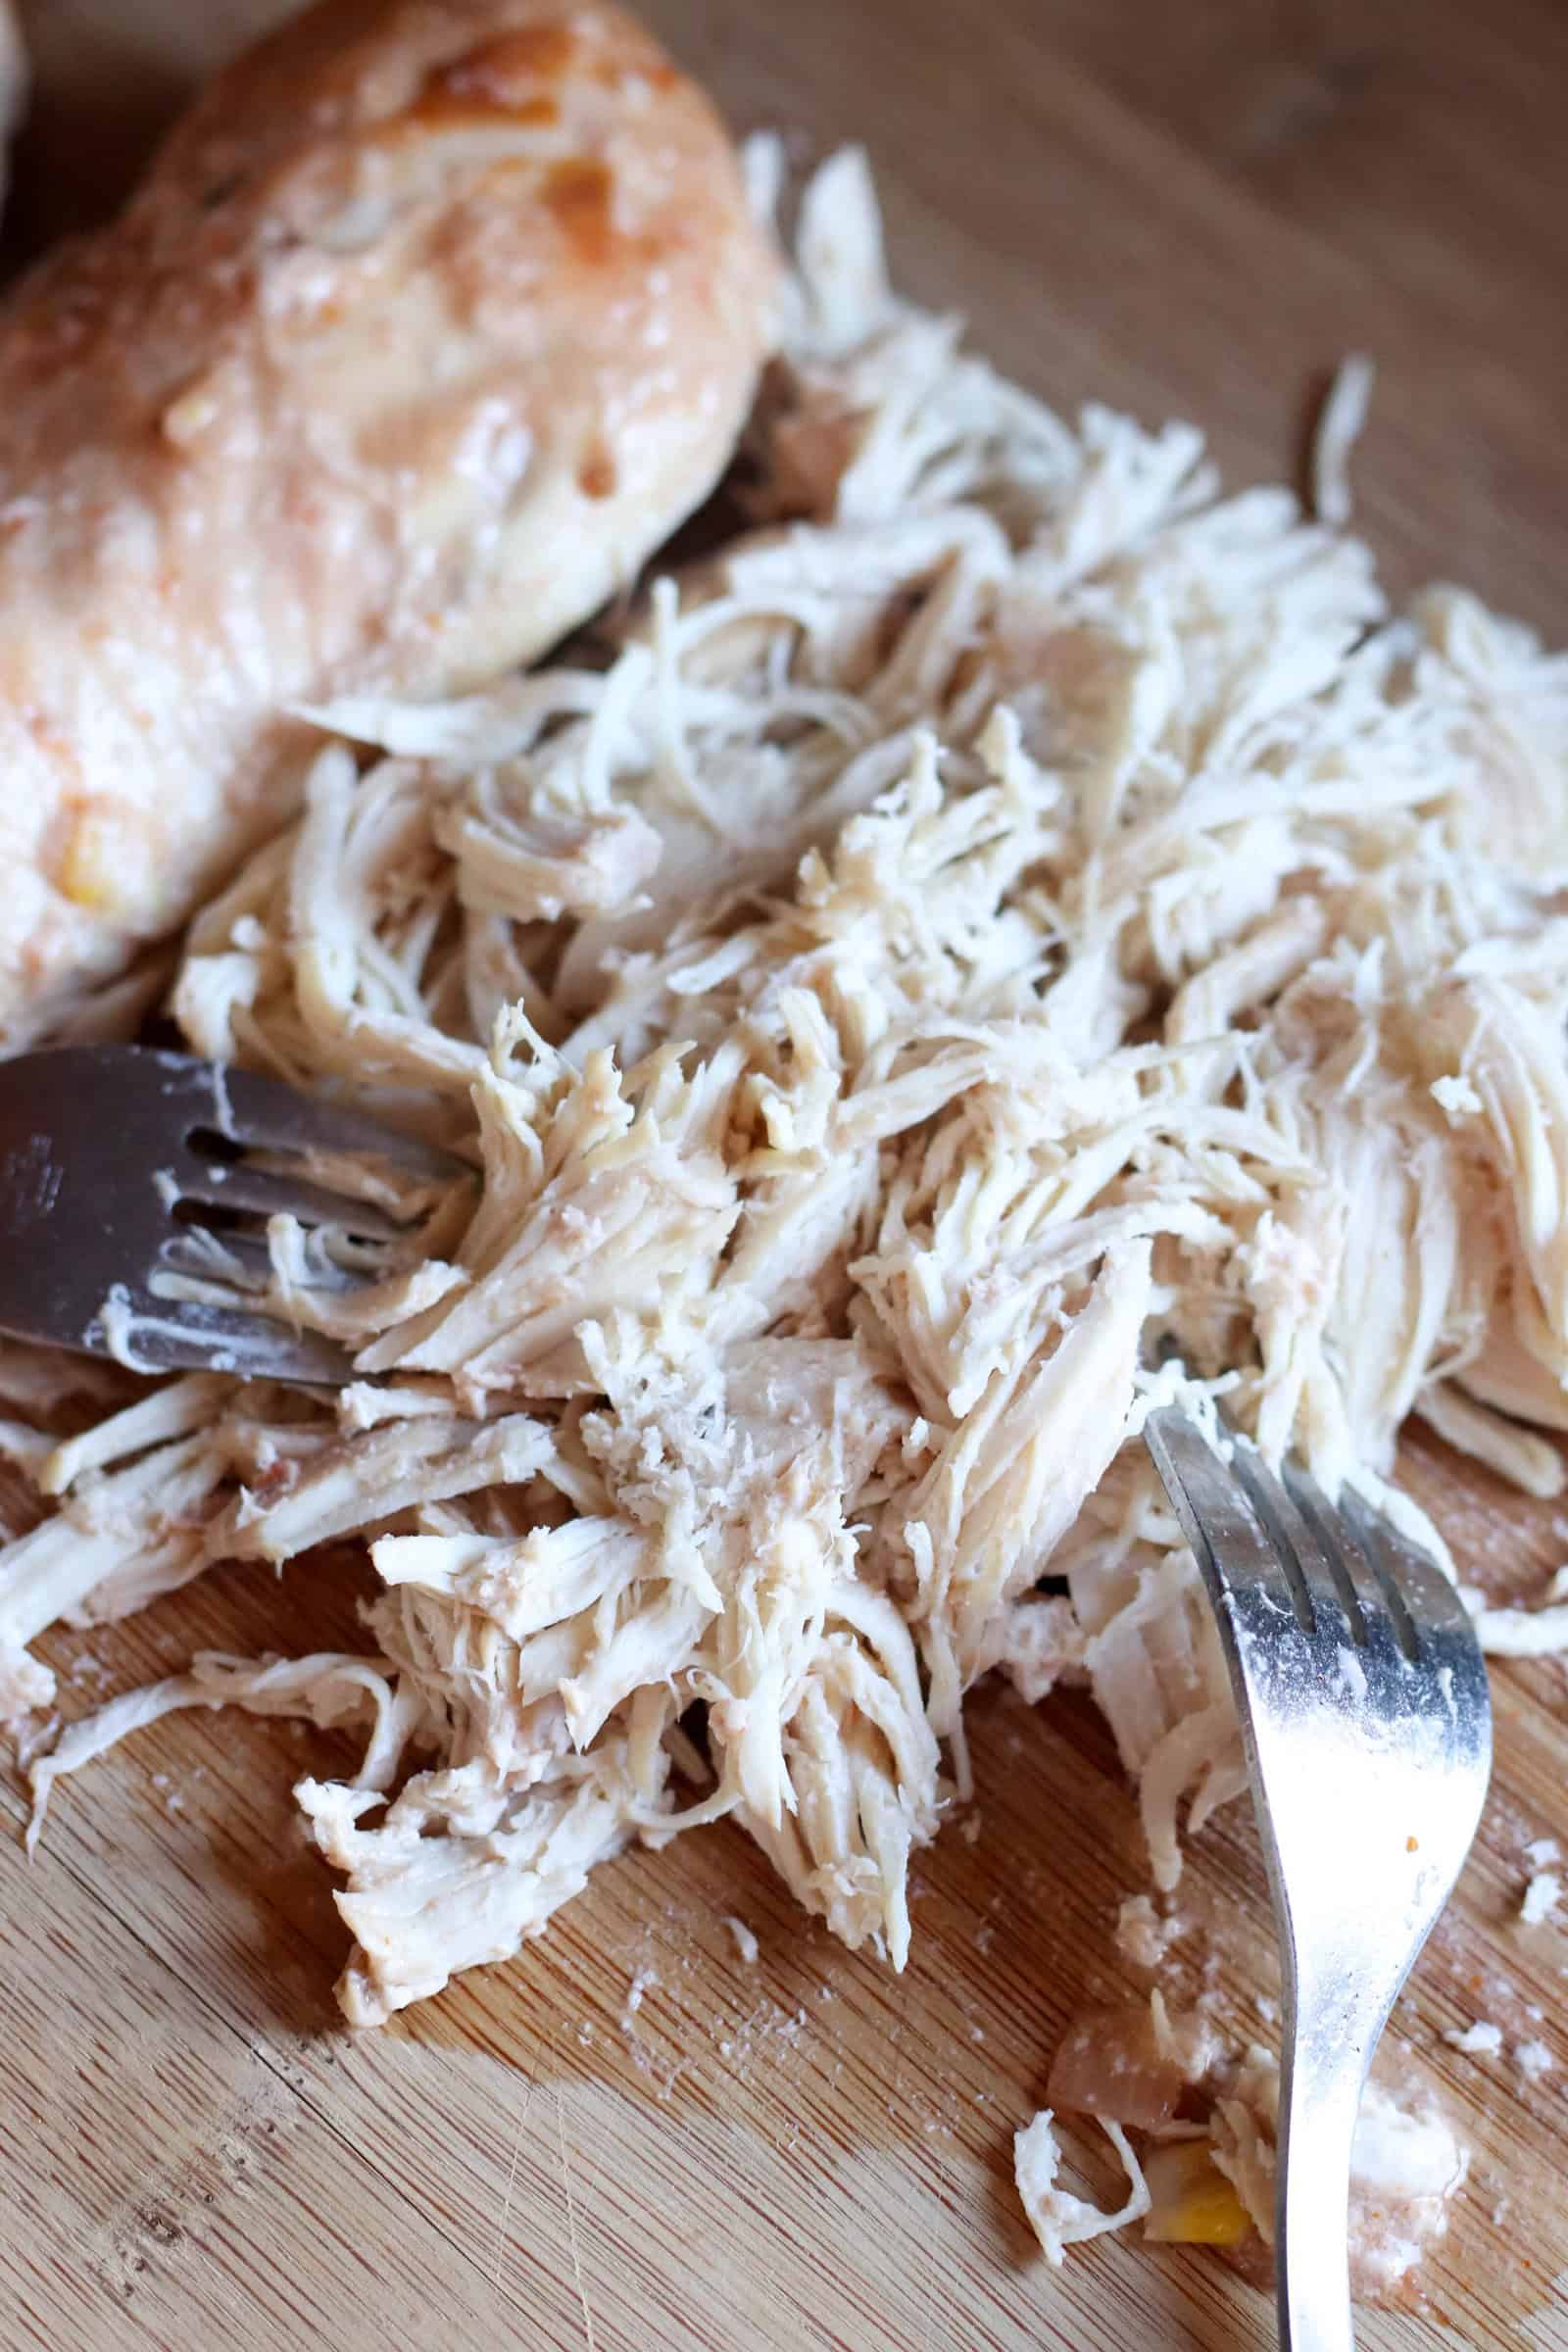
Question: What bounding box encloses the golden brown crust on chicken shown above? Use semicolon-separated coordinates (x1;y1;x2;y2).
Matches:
0;0;778;1040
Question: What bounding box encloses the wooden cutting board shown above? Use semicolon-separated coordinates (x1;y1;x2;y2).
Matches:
4;5;1568;2347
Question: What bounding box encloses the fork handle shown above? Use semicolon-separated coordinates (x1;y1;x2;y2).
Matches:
1274;1960;1389;2352
1276;2064;1359;2350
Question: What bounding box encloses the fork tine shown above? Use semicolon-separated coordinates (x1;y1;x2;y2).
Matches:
1219;1434;1422;1663
171;1154;415;1241
1187;1403;1424;1665
219;1064;467;1181
1336;1482;1475;1658
84;1289;352;1382
155;1227;366;1294
1278;1457;1422;1663
1215;1436;1348;1642
157;1227;273;1289
1142;1407;1298;1623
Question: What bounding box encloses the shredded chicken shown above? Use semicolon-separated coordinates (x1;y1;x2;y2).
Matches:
1014;2109;1151;2265
2;140;1565;2283
1311;355;1375;530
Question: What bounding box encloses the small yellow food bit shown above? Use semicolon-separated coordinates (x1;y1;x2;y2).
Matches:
60;810;128;912
1142;2139;1252;2246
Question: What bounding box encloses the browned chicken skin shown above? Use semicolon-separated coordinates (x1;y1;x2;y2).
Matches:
0;0;778;1040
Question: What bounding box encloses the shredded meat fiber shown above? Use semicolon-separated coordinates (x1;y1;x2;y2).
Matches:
3;144;1564;2275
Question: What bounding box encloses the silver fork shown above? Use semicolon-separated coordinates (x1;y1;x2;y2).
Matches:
0;1045;466;1383
1143;1402;1491;2352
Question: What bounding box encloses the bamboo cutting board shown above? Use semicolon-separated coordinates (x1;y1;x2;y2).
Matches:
4;4;1568;2347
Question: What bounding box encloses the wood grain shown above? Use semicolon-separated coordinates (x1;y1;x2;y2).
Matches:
4;3;1568;2348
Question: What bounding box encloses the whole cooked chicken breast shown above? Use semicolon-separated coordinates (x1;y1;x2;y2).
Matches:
0;0;777;1042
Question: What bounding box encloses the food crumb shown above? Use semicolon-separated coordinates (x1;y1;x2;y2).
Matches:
1115;1894;1179;1971
1430;1072;1485;1123
1445;2021;1503;2058
1515;2039;1553;2082
620;1965;658;2033
1521;1871;1560;1927
724;1915;760;1966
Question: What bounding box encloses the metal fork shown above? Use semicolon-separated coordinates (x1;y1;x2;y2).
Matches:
0;1045;466;1383
1143;1403;1491;2352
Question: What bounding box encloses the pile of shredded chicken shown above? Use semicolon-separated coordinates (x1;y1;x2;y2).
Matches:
3;143;1565;2270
